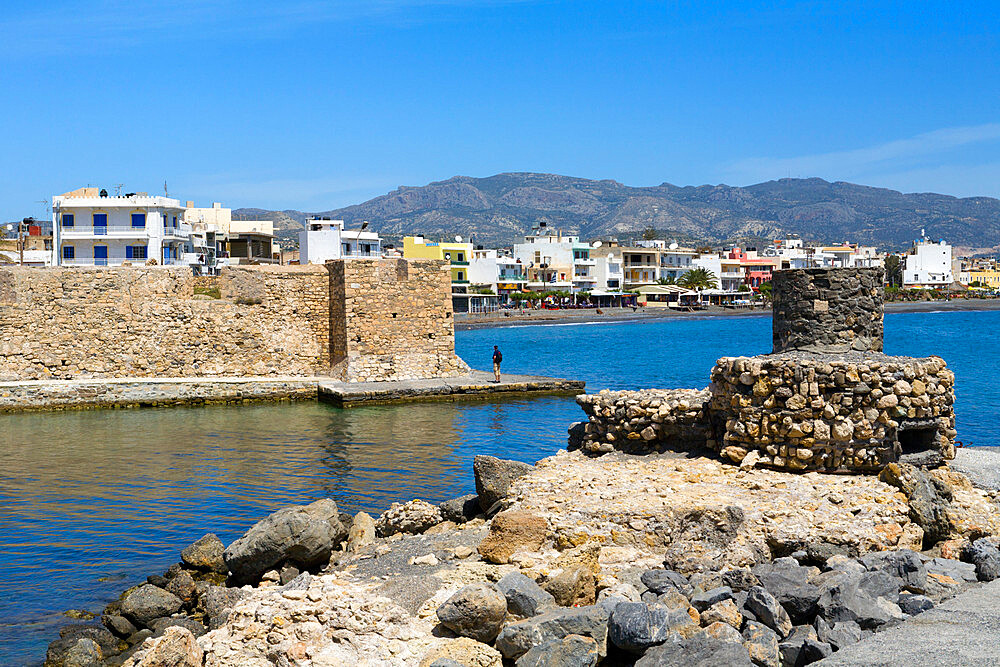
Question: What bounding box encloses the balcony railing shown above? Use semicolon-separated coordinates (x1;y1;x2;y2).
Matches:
61;226;152;237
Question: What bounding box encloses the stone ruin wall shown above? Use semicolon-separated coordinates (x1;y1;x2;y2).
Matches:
571;267;957;474
709;354;956;472
772;267;884;353
0;260;467;383
329;258;469;382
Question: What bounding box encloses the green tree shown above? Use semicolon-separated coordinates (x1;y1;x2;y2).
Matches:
884;255;903;288
678;267;718;290
758;281;773;300
656;275;677;285
642;227;658;240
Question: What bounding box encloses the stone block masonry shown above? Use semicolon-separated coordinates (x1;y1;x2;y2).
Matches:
772;267;884;353
0;260;468;383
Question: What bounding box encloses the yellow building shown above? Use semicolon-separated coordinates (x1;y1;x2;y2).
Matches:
402;236;472;284
968;269;1000;288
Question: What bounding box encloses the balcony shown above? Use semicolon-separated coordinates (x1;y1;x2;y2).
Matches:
449;260;469;266
61;226;152;238
162;224;193;239
574;258;596;266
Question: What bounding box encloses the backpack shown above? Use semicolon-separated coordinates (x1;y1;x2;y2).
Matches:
494;349;502;363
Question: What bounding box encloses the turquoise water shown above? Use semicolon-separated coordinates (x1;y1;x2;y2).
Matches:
1;310;997;664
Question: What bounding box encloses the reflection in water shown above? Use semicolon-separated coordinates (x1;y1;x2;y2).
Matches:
0;398;575;665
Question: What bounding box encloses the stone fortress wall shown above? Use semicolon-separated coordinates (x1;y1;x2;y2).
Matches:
0;260;467;383
571;267;957;473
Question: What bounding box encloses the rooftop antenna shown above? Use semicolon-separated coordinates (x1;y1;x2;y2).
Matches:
114;184;124;196
36;199;49;216
164;181;169;197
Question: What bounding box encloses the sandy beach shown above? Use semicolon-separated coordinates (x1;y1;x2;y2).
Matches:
455;299;1000;330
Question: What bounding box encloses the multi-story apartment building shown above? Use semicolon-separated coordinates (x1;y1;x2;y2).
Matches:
468;248;527;301
228;220;278;265
52;187;189;267
903;235;953;288
513;222;594;293
403;235;475;310
299;218;381;264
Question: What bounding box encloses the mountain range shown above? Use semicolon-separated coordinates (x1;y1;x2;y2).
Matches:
234;173;1000;252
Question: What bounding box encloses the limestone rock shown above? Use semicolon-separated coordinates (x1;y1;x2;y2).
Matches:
125;626;202;667
497;571;556;618
701;620;743;644
436;583;507;644
543;566;596;607
180;533;226;573
346;511;376;553
478;510;547;564
375;499;443;537
419;637;503;667
120;585;183;627
474;455;533;512
223;498;348;584
147;616;207;638
701;599;742;629
514;634;600;667
495;605;610;659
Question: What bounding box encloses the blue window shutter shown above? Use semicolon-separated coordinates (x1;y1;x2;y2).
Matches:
126;246;134;259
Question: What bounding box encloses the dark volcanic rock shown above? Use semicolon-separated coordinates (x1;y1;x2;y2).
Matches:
635;632;754;666
752;561;821;624
962;539;1000;582
102;614;137;639
495;605;610;659
47;626;120;666
119;585;183;627
180;533;227;573
858;549;927;592
165;570;197;607
223;498;347;584
148;615;207;638
474;455;533;512
439;494;481;523
745;586;792;638
640;569;691;596
497;571;556;618
897;593;935;615
435;582;507;643
204;586;249;630
514;634;600;667
815;617;862;651
608;602;676;653
63;638;102;667
742;620;780;667
691;586;734;612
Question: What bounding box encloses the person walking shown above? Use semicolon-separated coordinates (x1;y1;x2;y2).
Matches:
492;345;502;383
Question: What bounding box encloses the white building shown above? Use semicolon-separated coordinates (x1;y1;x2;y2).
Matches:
592;248;623;292
52;187;189;267
299;218;382;264
183;202;231;273
468;248;527;301
903;235;953;288
513;222;595;293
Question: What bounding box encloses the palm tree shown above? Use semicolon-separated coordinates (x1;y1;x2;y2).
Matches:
656;276;677;285
678;267;718;290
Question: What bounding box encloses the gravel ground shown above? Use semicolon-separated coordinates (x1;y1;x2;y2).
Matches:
950;447;1000;490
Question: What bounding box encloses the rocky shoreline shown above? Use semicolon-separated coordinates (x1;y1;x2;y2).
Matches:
43;442;1000;667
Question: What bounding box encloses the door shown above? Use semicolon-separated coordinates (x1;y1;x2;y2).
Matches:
93;213;107;236
94;245;108;266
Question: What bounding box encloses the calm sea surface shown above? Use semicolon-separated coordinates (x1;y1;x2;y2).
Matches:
1;310;997;664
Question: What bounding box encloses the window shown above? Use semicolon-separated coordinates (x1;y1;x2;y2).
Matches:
456;271;464;281
62;214;75;228
457;253;464;262
126;245;148;260
93;213;107;227
172;216;178;228
131;213;146;229
62;245;75;260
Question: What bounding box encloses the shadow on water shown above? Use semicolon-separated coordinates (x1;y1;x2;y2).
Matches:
2;309;998;664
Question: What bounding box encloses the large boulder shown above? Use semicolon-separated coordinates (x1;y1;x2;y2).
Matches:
120;585;183;627
515;634;600;667
744;587;792;638
436;583;508;644
544;566;596;607
223;499;347;584
815;571;905;630
961;538;1000;582
474;455;533;512
478;510;548;564
742;620;780;667
46;626;119;666
635;633;754;666
858;549;927;592
752;561;821;624
497;571;556;618
63;638;102;667
418;637;503;667
608;602;698;654
180;533;227;573
375;499;443;537
439;494;482;524
495;605;610;659
640;569;691;596
203;585;249;630
346;511;376;553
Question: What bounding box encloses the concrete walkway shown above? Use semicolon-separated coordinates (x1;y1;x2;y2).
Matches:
317;370;584;406
816;578;1000;666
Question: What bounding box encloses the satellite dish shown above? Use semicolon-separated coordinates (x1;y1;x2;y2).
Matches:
455;235;463;242
593;241;602;248
669;242;679;250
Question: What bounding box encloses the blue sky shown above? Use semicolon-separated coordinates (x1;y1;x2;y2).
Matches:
2;0;999;221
